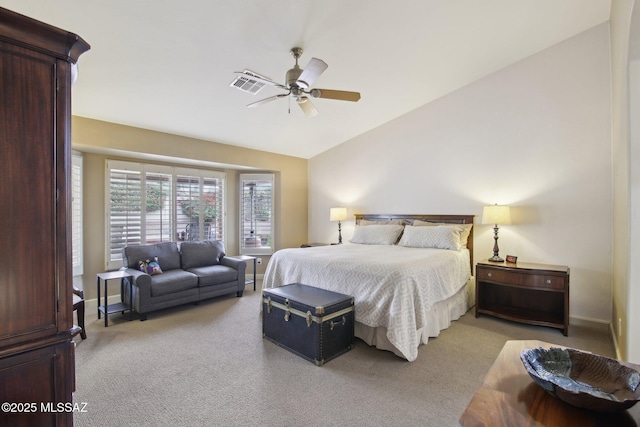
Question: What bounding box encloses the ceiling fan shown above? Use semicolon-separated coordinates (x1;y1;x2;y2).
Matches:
232;47;361;117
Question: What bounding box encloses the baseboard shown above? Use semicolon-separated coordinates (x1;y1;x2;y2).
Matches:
609;322;623;360
568;315;610;332
569;315;620;358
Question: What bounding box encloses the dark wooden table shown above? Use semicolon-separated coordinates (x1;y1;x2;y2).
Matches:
96;270;133;327
476;261;570;335
459;340;640;427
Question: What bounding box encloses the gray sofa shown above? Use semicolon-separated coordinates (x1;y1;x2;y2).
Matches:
121;240;246;320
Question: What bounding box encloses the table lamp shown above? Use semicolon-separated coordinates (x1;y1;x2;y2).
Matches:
330;207;348;244
482;204;511;262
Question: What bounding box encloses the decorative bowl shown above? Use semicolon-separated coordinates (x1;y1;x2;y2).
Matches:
520;347;640;412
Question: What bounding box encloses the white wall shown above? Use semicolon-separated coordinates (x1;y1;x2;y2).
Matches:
309;23;612;323
628;0;640;362
629;58;640;361
609;0;640;363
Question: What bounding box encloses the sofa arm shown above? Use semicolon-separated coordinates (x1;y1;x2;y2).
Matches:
221;257;246;274
122;268;151;310
221;257;247;289
123;268;151;288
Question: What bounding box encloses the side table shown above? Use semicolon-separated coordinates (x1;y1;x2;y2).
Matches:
475;260;570;335
300;242;328;248
96;270;134;327
228;255;257;291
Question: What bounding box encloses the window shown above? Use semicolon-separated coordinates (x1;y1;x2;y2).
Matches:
175;170;224;242
106;160;225;270
239;173;274;255
72;153;83;276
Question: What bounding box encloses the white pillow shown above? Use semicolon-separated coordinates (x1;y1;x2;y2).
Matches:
349;224;404;245
398;225;462;251
412;220;472;248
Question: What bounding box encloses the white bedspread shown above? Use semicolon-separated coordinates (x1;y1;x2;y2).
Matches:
262;243;471;361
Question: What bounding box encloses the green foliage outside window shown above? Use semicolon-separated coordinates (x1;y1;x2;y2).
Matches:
180;192;217;222
146;183;164;212
111;182;164;213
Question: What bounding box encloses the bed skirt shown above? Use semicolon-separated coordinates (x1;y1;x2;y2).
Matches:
354;277;475;360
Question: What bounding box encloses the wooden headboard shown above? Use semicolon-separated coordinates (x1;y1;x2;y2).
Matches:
354;214;475;271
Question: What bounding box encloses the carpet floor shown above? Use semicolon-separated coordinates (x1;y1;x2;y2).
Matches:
72;282;614;427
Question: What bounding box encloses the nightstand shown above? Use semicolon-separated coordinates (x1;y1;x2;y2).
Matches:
475;260;570;335
96;270;134;327
300;242;329;248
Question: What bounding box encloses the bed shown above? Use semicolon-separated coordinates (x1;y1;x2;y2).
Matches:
262;214;475;361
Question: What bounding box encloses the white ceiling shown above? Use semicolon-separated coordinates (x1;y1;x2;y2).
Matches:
1;0;610;159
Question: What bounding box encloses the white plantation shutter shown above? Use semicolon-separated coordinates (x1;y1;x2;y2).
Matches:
107;162;143;270
106;160;225;270
175;169;225;242
144;171;172;244
203;175;225;240
240;173;274;255
72;153;83;276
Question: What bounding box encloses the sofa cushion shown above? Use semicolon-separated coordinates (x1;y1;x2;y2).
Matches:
180;240;226;270
149;269;198;297
123;242;181;271
188;265;238;287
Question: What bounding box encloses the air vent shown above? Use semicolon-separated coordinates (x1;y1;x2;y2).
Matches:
230;70;268;95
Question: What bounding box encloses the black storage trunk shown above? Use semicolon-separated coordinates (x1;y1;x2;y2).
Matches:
262;283;355;366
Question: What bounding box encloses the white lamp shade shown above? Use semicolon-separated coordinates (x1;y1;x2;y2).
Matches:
330;207;348;222
482;205;511;225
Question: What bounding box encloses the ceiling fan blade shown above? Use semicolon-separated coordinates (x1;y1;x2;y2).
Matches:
297;58;328;88
310;88;361;102
247;93;288;108
234;71;286;89
297;96;318;117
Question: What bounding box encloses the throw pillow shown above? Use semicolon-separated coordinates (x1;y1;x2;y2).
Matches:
397;225;463;251
349;224;404;245
139;257;163;275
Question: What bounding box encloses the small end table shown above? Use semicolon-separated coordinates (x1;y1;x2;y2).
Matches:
228;255;257;291
96;270;134;327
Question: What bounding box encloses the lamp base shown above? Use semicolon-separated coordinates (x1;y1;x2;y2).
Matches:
488;255;504;262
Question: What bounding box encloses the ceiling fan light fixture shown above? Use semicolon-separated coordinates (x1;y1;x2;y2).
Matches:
297;96;318;117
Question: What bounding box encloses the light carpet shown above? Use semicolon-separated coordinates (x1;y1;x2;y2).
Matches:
73;282;614;427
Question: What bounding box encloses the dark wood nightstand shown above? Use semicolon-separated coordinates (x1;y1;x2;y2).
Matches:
475;260;570;335
300;243;337;248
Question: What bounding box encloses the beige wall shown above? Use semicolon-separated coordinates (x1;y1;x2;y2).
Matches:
610;0;640;363
72;117;308;301
309;24;613;325
610;0;633;362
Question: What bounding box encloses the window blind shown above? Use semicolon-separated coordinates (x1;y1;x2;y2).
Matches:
240;173;274;255
72;153;83;276
106;160;225;270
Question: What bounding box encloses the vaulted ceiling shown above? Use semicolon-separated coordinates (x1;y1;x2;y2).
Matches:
1;1;611;159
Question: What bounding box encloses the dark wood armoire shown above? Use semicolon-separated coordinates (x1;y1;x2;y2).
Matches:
0;7;89;426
